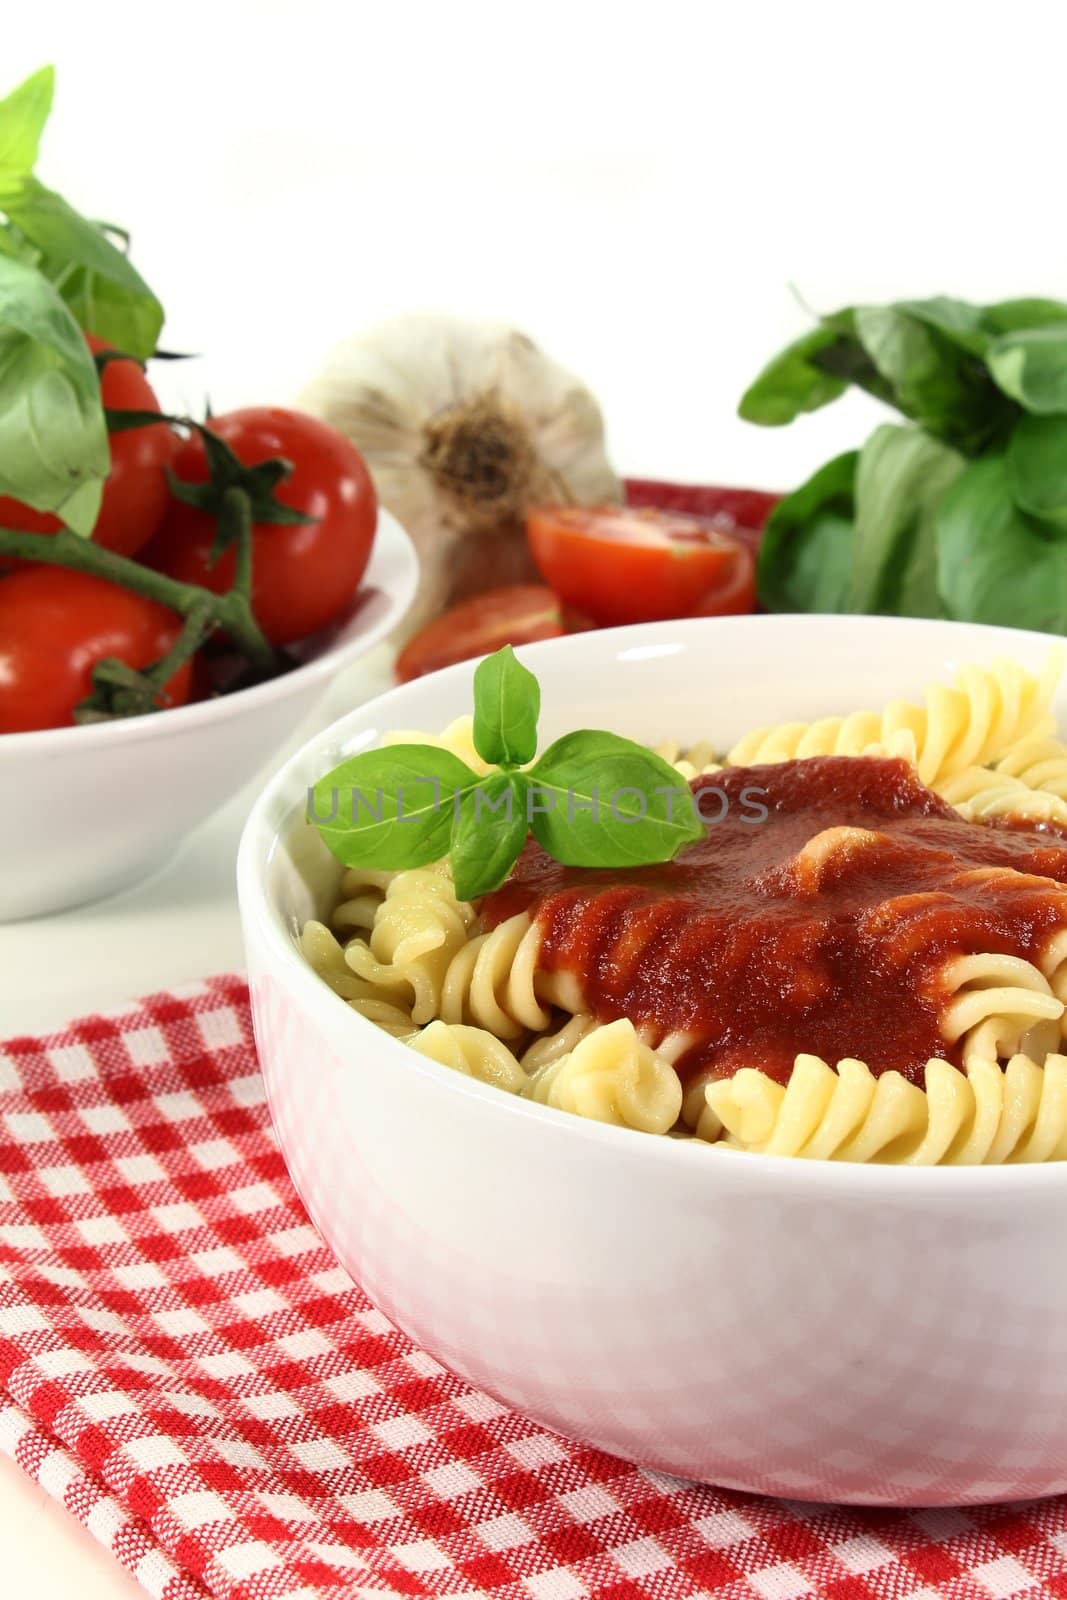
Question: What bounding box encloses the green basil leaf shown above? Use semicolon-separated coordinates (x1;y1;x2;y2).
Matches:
737;324;851;425
0;251;107;534
528;732;701;868
803;308;901;409
756;451;857;613
853;305;1008;451
308;745;478;870
936;455;1067;633
472;645;540;766
0;66;53;176
0;225;40;267
450;772;529;900
893;297;988;355
1007;414;1067;527
0;177;163;359
850;424;964;616
987;326;1067;415
981;299;1067;337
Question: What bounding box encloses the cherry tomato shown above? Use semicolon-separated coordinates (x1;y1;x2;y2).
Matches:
525;505;756;627
0;332;177;564
141;408;377;646
0;567;192;733
396;585;565;682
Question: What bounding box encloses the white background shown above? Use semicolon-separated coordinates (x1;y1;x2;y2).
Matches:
12;0;1067;493
3;1;1067;1592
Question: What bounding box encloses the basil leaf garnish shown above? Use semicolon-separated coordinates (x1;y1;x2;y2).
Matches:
472;644;539;767
308;650;709;895
528;731;701;868
308;745;478;870
451;772;530;900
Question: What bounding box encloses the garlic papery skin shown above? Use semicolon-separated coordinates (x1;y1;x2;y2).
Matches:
299;315;621;635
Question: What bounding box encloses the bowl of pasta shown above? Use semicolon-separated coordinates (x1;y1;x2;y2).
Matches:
238;613;1067;1507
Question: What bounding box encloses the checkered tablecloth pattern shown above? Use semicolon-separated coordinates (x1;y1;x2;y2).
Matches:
2;977;1067;1600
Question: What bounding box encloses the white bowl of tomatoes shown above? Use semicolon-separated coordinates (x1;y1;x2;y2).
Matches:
0;350;417;921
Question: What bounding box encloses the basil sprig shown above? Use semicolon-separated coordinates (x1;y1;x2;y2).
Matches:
740;294;1067;635
308;647;703;900
0;65;164;531
0;251;109;534
0;67;162;360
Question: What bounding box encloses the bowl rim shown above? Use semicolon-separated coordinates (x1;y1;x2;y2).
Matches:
237;611;1067;1195
0;509;417;755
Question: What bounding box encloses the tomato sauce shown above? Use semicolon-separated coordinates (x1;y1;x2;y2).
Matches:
481;757;1067;1084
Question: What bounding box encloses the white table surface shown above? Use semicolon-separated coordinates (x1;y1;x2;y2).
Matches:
0;647;397;1597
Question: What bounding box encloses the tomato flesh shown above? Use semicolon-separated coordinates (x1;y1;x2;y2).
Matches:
0;333;177;563
396;585;565;681
525;505;756;627
0;567;193;733
623;478;780;556
141;407;377;646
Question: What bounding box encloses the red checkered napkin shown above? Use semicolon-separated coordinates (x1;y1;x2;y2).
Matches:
3;979;1067;1600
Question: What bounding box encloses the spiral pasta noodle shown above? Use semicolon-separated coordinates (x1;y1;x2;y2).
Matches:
651;738;722;782
995;735;1067;800
1041;929;1067;1008
727;654;1060;786
331;866;397;936
523;1018;683;1134
940;951;1064;1060
520;1012;599;1071
938;765;1067;825
299;920;416;1036
407;1020;528;1093
342;862;477;1025
703;1052;1067;1164
439;911;582;1038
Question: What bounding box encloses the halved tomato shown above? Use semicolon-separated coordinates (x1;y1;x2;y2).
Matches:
623;478;780;557
396;585;565;682
525;505;756;627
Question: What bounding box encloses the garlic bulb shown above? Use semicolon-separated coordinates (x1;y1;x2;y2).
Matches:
299;315;621;635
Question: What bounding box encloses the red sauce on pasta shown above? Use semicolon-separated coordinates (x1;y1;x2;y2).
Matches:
481;757;1067;1084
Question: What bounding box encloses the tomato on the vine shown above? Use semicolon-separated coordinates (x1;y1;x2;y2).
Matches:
0;332;177;562
0;567;193;733
525;505;756;627
141;407;378;646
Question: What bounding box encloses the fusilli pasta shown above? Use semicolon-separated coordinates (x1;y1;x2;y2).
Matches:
939;765;1067;825
995;735;1067;800
407;1020;528;1093
522;1018;683;1134
703;1051;1067;1164
940;952;1064;1060
342;862;476;1025
439;911;580;1037
652;738;722;782
299;920;415;1035
726;654;1060;786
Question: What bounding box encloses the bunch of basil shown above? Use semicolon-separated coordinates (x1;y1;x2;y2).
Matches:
741;297;1067;632
0;66;162;535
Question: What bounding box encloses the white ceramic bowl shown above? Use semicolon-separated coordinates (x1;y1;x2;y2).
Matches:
237;614;1067;1507
0;511;416;922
